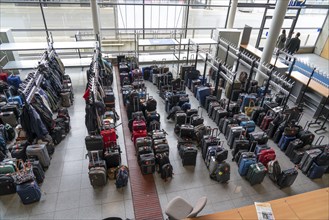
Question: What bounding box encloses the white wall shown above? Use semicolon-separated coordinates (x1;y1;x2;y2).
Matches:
314;14;328;55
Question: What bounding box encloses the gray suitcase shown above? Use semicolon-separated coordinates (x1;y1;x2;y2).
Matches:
26;144;51;169
0;112;17;127
88;151;107;187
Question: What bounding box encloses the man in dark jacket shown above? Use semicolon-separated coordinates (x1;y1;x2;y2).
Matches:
286;32;301;61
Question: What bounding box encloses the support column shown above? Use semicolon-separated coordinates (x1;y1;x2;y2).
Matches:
255;0;289;84
227;0;238;29
90;0;101;44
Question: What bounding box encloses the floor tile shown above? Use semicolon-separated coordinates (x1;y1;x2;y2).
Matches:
45;162;64;178
29;211;55;220
4;195;32;219
124;199;134;220
101;188;125;204
78;205;102;220
54;208;79;220
59;174;82;192
79;188;104;208
61;160;83;176
212;200;236;213
231;195;254;208
30;192;58;215
101;201;125;220
64;148;84;162
55;190;80;211
40;176;61;194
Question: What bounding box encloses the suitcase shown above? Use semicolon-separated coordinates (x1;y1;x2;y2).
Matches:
140;153;156;174
267;122;278;138
214;108;228;125
205;144;223;167
291;149;305;164
101;128;117;148
215;161;230;183
249;132;268;152
232;139;250;159
135;137;153;150
297;130;315;146
0;174;16;195
307;162;329;179
240;94;256;112
88;151;107;187
120;72;129;86
222;118;237;135
132;120;147;132
277;168;298;188
218;117;227;133
0;112;17;127
209;156;218;176
227;126;245;149
11;142;28;161
250;107;264;122
104;148;121;168
315;147;329;166
175;112;187;126
299;149;322;174
16;180;41;204
278;135;296;152
285;139;304;159
146;97;157;112
154;144;170;155
0;103;20;119
225;124;239;140
240;120;256;134
26;159;45;184
208;101;220;117
246;162;267;185
268;160;281;182
201;129;221;160
85;135;104;151
256;112;266;126
238;156;256;176
180;124;194;139
254;144;270;156
26;144;50;169
273;130;283;144
132;129;147;145
51;126;65;145
196;87;211;106
0;163;15;174
205;96;218;111
260;114;274;131
190;107;204;127
180;145;198;166
257;149;276;167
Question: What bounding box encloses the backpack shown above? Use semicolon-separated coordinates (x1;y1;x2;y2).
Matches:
161;163;173;181
115;165;129;188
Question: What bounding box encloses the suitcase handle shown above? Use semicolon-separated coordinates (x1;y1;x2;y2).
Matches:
211;128;219;138
198;106;203;118
315;135;324;146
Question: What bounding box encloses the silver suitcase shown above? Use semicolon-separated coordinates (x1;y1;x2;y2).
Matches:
0;112;17;127
208;156;218;175
26;144;51;168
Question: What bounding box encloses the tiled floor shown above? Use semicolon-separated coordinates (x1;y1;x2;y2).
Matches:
1;53;328;220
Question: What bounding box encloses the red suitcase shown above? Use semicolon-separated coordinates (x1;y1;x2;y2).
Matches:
260;115;274;131
101;128;117;148
132;130;147;145
0;73;8;82
258;148;276;167
133;120;146;131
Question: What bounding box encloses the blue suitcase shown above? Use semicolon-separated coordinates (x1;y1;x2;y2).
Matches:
8;96;23;107
240;120;256;133
7;75;22;89
307;162;329;179
278;135;296;152
238;156;256;176
16;180;42;204
197;87;211;107
199;76;207;85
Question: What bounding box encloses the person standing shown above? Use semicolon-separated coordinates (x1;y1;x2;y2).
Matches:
285;32;301;61
276;29;286;50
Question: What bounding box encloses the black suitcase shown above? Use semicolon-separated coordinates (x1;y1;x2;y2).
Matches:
285;139;304;159
201;128;220;160
232;139;250;159
11;142;29;161
273;130;283;144
190;107;204;127
227;127;244;149
291;149;305;164
267;122;278;138
315;147;329;166
215;108;228;125
218;117;227;133
297;130;315;146
249;131;268;152
277;168;298;188
0;104;20;119
154;143;170;155
104;148;121;168
256;112;266;126
180;145;198;166
300;149;322;174
51;126;65;145
0;174;16;195
137;146;153;160
186;109;198;122
175;112;187;126
225;124;239;140
234;150;248;163
180;124;194;139
211;106;222;121
205;96;217;111
208;102;220;117
222;118;236;135
140;153;156;174
85;135;104;151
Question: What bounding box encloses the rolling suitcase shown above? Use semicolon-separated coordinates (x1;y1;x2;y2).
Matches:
285;139;304;159
291;149;305;164
277;168;298;188
26;144;50;169
205;96;218;111
101;128;117;148
175;112;187;126
297;130;315;146
227;127;244;149
180;124;194;139
249;132;268;152
0;174;16;195
104;148;121;168
240;120;256;134
88;151;107;187
307;162;328;179
215;161;230;183
268;160;281;182
225;124;239;140
256;112;266;126
16;180;41;204
315;146;329;166
85;135;104;151
201;129;220;159
140;153;156;174
222;118;236;135
154;143;170;155
299;149;322;174
267;122;278;138
190;107;204;127
180;145;198;166
232;139;250;159
250;107;264;122
238;152;256;176
0;112;17;127
246;162;267;185
26;159;45;184
135;137;152;151
11;142;28;161
278;135;296;152
257;149;276;167
214;108;228;125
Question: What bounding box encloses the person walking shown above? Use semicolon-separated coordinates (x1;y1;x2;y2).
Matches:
286;32;301;61
276;29;286;50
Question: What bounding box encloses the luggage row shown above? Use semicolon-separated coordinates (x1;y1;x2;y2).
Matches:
0;49;74;205
119;57;174;180
84;53;128;189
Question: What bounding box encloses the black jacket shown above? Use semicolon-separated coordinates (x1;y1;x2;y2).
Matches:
286;37;301;53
